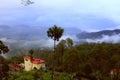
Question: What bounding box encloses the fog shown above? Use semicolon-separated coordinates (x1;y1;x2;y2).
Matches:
0;26;120;58
86;34;120;43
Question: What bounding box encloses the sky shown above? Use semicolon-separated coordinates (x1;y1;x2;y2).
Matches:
0;0;120;32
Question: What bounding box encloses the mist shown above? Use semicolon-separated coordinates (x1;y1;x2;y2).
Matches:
85;34;120;43
1;25;120;58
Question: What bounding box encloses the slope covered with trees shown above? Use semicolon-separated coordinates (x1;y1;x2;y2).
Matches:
2;42;120;80
1;26;120;79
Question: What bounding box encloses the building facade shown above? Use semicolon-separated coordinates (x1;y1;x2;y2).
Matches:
24;56;45;71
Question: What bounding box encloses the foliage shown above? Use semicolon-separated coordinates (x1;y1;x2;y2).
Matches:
3;41;120;79
29;49;34;59
0;40;9;79
8;70;70;80
47;25;64;80
47;25;64;41
10;55;24;64
0;40;9;54
55;42;120;79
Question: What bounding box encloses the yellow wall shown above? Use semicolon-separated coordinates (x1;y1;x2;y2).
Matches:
24;58;32;71
32;63;41;70
24;58;45;71
32;63;45;70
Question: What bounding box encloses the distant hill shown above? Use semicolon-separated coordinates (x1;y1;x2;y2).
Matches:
1;25;120;58
77;29;120;39
0;25;81;58
0;25;80;41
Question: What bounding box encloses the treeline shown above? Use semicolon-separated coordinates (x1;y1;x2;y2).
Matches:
45;41;120;79
24;40;120;79
1;41;120;79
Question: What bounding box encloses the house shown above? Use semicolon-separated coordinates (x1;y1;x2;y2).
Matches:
24;56;46;71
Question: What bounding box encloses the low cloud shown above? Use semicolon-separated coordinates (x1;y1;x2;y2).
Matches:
86;34;120;43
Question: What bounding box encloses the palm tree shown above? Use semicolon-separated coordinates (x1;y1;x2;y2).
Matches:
47;25;64;51
47;25;64;80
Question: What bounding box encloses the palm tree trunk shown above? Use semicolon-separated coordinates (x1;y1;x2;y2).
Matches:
51;40;56;80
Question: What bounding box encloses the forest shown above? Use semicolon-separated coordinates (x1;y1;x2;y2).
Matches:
0;26;120;80
1;42;120;80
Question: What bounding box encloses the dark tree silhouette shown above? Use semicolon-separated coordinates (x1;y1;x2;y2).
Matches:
0;40;9;80
47;25;64;80
29;49;34;59
0;40;9;54
47;25;64;50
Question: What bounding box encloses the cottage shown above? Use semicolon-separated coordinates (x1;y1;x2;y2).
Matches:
24;56;46;71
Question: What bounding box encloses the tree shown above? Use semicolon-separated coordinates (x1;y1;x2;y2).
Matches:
47;25;64;51
55;38;73;66
66;38;73;48
47;25;64;80
0;40;9;54
0;40;9;80
55;40;66;66
29;49;34;59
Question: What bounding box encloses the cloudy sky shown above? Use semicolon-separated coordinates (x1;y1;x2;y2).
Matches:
0;0;120;32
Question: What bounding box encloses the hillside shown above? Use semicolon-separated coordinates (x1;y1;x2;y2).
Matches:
77;29;120;39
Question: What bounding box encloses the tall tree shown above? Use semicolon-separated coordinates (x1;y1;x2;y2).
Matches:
47;25;64;80
47;25;64;51
56;39;66;65
66;38;73;48
55;38;73;65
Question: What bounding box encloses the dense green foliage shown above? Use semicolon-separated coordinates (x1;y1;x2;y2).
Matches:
47;25;64;41
8;70;71;80
0;40;9;54
52;42;120;79
2;41;120;79
0;40;9;80
47;25;64;80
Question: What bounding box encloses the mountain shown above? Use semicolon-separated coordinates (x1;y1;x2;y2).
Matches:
0;25;81;58
0;25;80;41
1;25;120;58
77;29;120;39
76;29;120;43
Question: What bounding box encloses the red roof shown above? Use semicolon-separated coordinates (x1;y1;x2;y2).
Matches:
24;56;31;59
24;56;45;64
31;58;45;64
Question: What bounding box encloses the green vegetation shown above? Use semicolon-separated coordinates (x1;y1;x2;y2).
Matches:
0;40;9;80
8;70;71;80
0;40;9;54
47;25;64;80
2;42;120;80
1;26;120;79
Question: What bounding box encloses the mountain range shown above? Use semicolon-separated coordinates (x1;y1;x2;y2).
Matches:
77;29;120;43
1;25;120;46
0;25;120;57
77;29;120;39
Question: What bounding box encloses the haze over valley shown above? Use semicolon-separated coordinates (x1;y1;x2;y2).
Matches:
1;25;120;57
